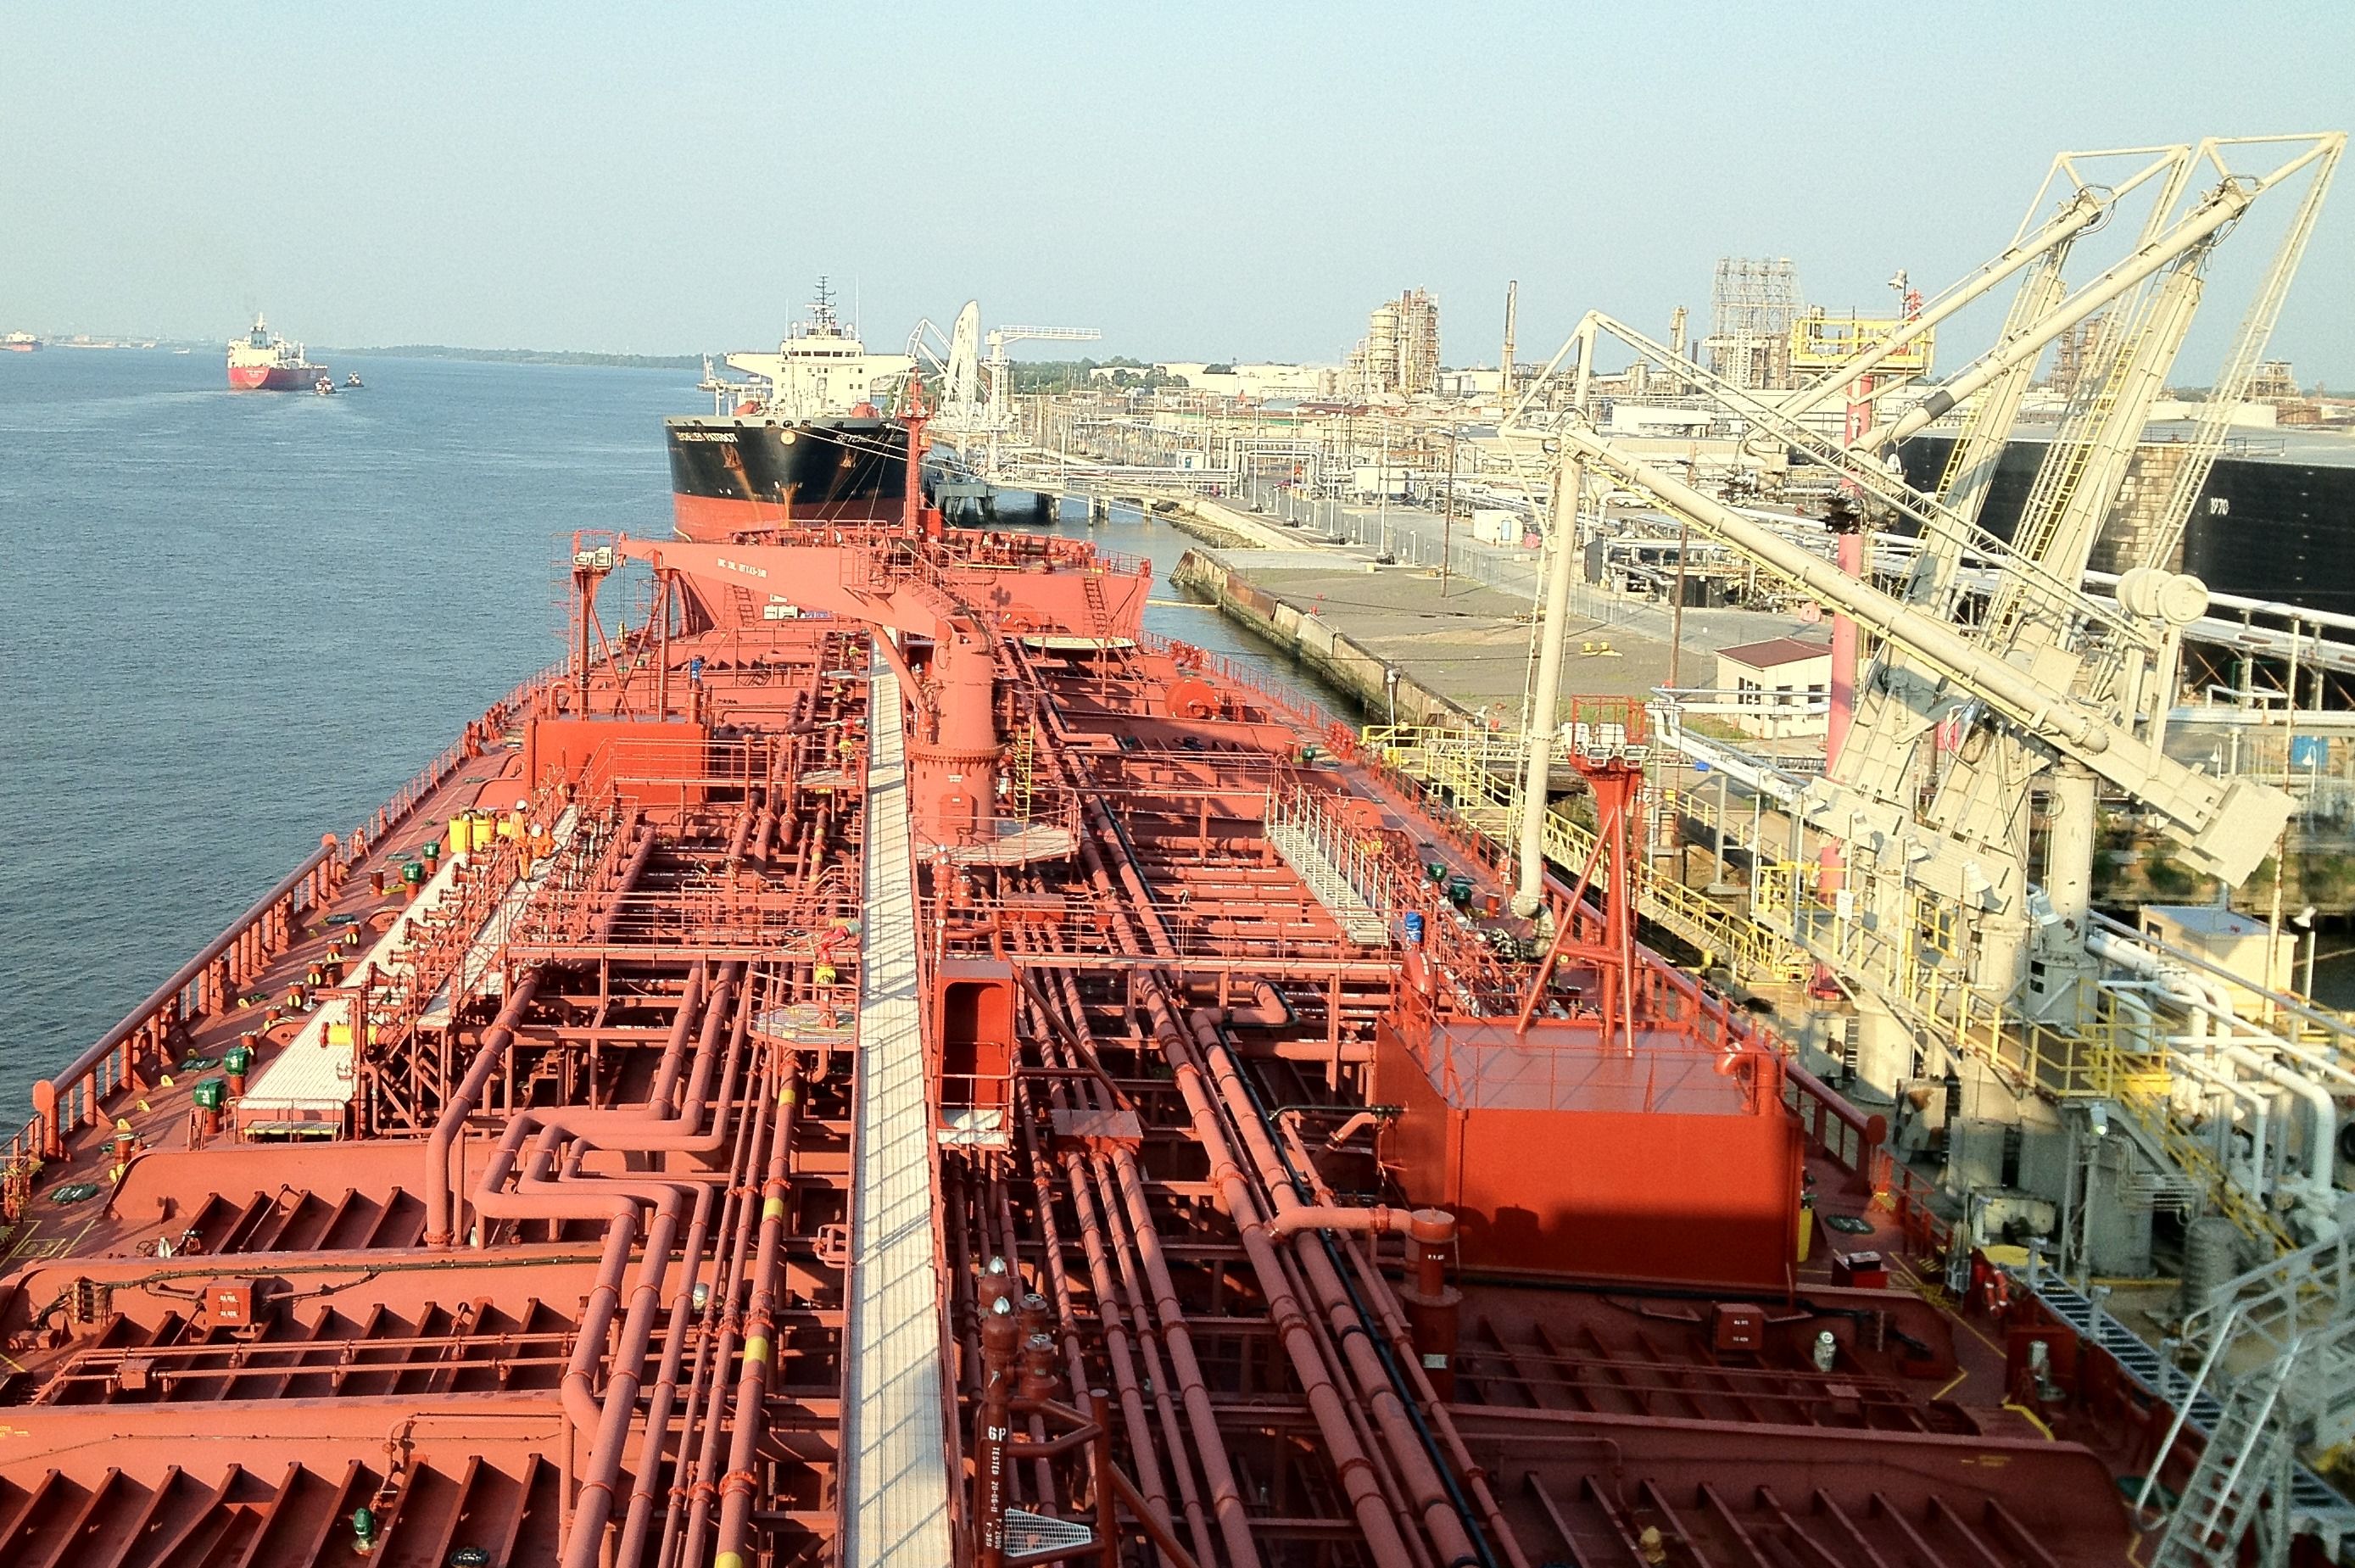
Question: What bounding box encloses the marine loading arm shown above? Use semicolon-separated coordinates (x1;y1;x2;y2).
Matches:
1547;421;2293;886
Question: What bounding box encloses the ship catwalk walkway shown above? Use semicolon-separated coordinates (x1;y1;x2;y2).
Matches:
840;662;955;1566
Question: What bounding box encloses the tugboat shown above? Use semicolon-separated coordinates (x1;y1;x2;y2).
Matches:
313;376;337;396
226;314;326;390
344;371;364;388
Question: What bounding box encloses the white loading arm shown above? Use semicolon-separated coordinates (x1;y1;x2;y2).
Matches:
1772;179;2116;425
1551;421;2292;884
984;325;1102;424
1547;309;2139;653
1856;135;2340;455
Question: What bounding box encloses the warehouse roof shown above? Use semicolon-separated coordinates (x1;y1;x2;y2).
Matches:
1717;637;1833;670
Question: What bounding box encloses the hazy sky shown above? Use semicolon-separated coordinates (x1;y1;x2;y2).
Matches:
6;3;2352;380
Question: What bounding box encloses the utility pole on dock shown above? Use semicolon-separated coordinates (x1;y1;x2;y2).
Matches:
1666;515;1691;691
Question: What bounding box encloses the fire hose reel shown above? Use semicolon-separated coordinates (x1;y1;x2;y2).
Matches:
1164;676;1219;720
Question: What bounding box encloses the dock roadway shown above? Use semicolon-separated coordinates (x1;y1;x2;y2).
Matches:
840;662;954;1566
1172;541;1819;727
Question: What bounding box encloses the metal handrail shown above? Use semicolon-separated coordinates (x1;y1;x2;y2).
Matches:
1365;721;1810;982
8;661;566;1171
1147;633;1346;742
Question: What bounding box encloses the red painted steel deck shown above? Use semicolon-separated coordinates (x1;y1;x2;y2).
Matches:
0;438;2185;1565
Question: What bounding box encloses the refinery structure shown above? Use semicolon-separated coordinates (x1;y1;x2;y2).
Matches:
5;130;2355;1568
1347;288;1444;399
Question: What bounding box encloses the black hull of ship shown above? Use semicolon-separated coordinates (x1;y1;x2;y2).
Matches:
666;415;908;536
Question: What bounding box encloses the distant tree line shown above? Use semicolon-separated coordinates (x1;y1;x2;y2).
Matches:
338;344;702;371
1008;357;1187;393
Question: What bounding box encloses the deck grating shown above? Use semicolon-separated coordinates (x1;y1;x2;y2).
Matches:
839;662;954;1565
1264;819;1390;944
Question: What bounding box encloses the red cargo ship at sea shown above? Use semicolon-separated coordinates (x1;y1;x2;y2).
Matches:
0;390;2276;1566
226;313;325;390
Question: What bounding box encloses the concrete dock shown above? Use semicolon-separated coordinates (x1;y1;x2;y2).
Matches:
1168;489;1822;728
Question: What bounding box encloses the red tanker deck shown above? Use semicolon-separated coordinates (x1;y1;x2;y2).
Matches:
0;414;2201;1566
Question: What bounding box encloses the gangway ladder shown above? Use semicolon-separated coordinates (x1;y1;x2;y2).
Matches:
1080;567;1111;642
2182;1226;2355;1365
1263;789;1392;947
1007;729;1036;819
2148;1321;2303;1568
2135;1304;2241;1520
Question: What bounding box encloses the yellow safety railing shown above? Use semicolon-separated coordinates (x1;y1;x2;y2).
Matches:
1007;730;1036;819
2114;1061;2290;1247
1364;723;1811;984
1751;859;2293;1250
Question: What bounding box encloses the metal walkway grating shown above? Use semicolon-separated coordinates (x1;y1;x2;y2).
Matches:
1003;1509;1095;1554
2023;1274;2355;1537
2029;1275;2225;1427
1264;809;1389;946
839;664;954;1565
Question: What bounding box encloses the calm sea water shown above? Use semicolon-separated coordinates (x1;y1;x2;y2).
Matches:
0;349;1327;1113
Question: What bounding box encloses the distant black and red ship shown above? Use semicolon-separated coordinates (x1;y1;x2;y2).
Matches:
665;283;916;538
666;414;908;535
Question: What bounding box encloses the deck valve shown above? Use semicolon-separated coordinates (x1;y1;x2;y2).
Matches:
1398;1208;1463;1400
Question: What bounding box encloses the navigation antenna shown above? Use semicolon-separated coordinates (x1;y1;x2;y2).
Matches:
812;276;839;332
